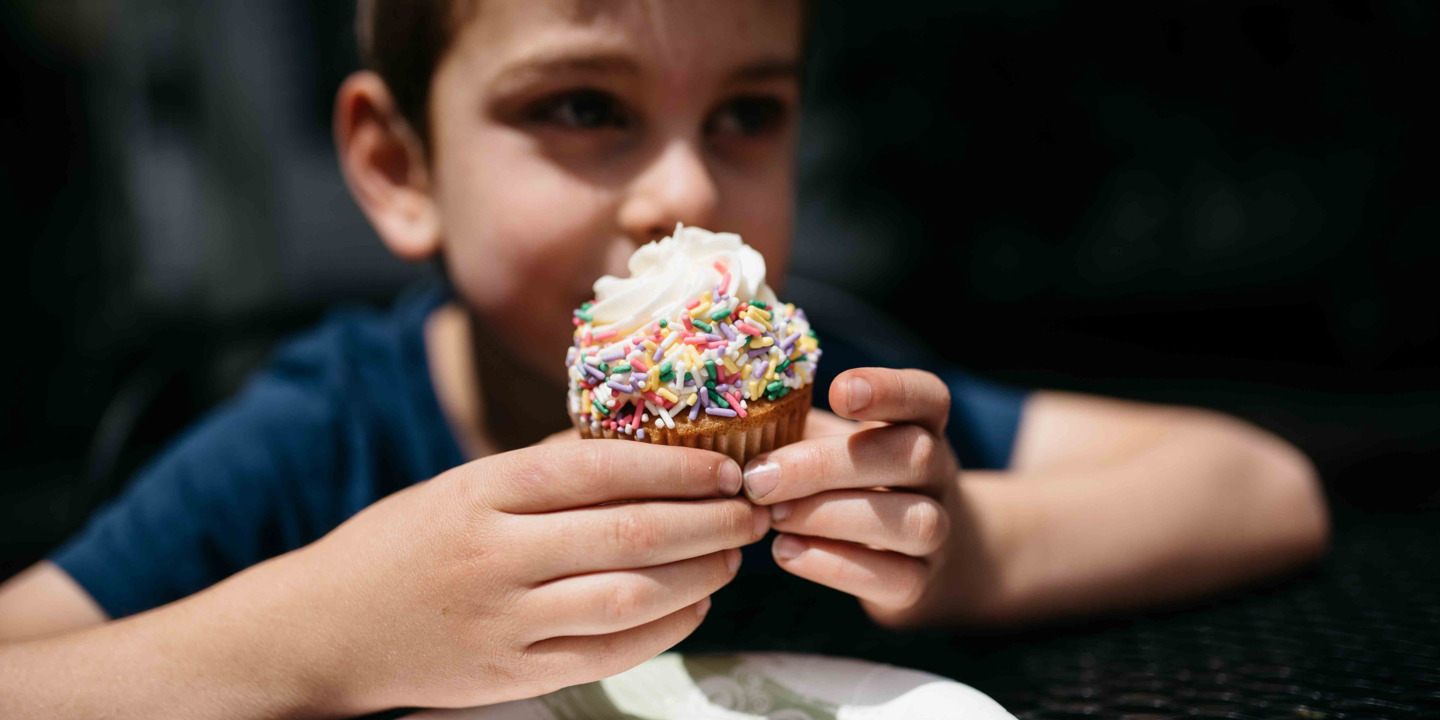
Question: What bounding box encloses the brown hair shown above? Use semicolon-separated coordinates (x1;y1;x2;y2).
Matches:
356;0;475;144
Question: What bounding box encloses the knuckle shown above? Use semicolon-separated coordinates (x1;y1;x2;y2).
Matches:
903;500;949;555
612;508;662;562
892;563;928;608
907;429;938;477
601;581;650;624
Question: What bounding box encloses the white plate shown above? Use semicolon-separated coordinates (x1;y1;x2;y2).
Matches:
407;652;1015;720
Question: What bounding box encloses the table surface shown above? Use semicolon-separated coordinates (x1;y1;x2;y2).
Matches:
371;507;1439;720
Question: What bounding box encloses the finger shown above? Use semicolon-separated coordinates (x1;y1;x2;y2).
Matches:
482;442;743;513
771;533;930;610
742;424;947;504
830;368;950;434
526;597;711;688
524;499;769;578
524;549;739;639
538;428;581;446
770;490;949;557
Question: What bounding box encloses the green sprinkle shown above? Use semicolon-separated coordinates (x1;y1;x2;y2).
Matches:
581;302;594;311
592;400;611;416
659;371;675;383
693;319;713;333
684;371;692;384
766;381;785;394
612;363;631;374
775;387;791;399
575;311;593;322
705;380;717;390
659;361;672;375
598;362;610;373
710;308;732;322
710;391;730;409
705;360;717;379
806;329;818;339
750;300;768;309
659;319;668;329
777;358;792;373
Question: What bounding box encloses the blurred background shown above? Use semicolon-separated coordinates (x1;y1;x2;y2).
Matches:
3;0;1437;581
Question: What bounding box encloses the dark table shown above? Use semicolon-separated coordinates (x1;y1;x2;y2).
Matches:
680;506;1440;720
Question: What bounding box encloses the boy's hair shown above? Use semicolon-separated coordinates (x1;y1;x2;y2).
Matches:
356;0;477;145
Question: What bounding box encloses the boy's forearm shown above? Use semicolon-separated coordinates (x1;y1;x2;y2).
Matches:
939;423;1328;625
0;553;348;720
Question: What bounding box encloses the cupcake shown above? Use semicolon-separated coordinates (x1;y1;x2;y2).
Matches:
566;225;821;466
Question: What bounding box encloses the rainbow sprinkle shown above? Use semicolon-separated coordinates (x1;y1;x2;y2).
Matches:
565;261;821;434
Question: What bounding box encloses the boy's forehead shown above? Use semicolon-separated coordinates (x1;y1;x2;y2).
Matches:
454;0;803;82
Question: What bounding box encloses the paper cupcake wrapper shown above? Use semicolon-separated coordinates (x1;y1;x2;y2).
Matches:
572;385;811;467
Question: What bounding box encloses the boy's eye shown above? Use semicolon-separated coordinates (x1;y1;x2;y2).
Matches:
707;96;788;137
531;90;628;130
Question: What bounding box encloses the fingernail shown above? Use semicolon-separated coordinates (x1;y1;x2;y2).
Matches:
697;596;712;616
753;506;771;538
773;534;805;561
726;548;742;573
743;459;780;500
719;461;743;496
770;501;792;523
846;377;872;413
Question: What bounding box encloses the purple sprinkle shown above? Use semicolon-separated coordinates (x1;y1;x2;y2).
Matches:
573;336;582;348
652;345;665;362
780;332;800;351
699;387;711;408
684;377;696;386
795;309;808;322
584;365;606;380
688;401;702;421
599;346;625;362
747;347;768;358
705;407;738;418
636;428;646;440
719;322;736;341
606;380;630;393
706;333;724;342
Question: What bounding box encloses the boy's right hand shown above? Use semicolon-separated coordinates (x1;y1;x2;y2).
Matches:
281;441;766;713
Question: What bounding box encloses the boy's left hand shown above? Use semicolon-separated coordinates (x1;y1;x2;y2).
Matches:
744;368;962;628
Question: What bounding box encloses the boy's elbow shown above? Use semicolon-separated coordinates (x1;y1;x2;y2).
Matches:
1230;418;1331;565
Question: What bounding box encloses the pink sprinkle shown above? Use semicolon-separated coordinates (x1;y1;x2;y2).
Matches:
686;298;703;310
631;358;649;372
684;336;708;346
736;322;764;336
593;329;618;342
682;315;694;331
725;392;745;417
720;271;731;291
630;410;643;431
713;261;728;272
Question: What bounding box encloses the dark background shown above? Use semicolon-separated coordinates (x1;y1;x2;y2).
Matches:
3;0;1437;581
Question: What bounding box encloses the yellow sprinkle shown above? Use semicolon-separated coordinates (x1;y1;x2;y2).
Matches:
789;348;802;362
581;389;591;415
657;387;678;403
799;337;818;352
741;363;753;380
765;358;778;381
647;371;660;392
722;357;738;374
642;340;659;354
689;302;711;319
785;303;795;316
747;379;759;400
760;337;775;347
687;393;698;407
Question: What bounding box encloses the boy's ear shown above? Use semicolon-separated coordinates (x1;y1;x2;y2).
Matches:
335;71;441;261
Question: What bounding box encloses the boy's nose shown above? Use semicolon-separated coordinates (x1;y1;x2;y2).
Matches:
618;140;720;243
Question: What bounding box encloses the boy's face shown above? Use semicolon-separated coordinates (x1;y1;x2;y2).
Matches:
428;0;803;379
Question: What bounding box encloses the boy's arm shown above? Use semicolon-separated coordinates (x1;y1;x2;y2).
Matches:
951;390;1328;623
0;562;108;642
752;370;1329;627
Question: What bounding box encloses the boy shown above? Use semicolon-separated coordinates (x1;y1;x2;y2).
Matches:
0;1;1328;716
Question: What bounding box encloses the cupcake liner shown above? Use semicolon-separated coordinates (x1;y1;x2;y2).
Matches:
573;385;812;467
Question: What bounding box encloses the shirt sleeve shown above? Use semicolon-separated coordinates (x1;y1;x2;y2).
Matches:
938;368;1030;471
49;362;356;619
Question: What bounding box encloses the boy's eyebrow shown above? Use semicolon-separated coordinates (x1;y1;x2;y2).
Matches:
488;50;802;93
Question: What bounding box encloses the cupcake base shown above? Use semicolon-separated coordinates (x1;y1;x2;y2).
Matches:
573;384;811;467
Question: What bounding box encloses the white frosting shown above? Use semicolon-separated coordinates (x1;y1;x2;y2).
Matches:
590;224;780;336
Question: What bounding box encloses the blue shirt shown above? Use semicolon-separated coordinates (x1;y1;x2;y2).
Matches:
52;282;1027;619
